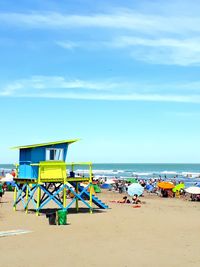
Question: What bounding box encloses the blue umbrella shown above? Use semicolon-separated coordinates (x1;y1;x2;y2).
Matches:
100;183;111;189
128;183;144;196
145;184;154;192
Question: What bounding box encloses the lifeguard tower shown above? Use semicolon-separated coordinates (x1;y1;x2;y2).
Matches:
12;139;108;215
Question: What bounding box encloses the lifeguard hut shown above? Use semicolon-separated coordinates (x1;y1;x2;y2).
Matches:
12;139;108;215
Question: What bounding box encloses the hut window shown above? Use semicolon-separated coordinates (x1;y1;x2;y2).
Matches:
46;148;64;161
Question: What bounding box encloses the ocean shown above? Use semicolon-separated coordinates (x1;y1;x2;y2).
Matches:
73;163;200;186
1;163;200;186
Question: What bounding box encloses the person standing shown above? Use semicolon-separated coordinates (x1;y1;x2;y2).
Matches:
0;182;4;202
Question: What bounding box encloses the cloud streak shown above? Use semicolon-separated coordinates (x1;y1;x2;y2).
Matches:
1;75;200;103
1;8;200;66
111;36;200;66
0;11;199;35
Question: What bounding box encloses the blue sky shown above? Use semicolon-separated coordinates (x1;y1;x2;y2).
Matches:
0;0;200;163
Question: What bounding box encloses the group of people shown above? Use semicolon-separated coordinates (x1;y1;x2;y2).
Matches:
111;194;142;205
0;169;16;202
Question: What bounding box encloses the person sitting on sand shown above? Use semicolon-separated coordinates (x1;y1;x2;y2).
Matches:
121;196;131;203
110;196;131;204
132;194;141;204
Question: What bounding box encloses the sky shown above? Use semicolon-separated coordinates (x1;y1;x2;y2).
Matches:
0;0;200;163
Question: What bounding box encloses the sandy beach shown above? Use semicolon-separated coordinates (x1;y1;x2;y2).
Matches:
0;191;200;267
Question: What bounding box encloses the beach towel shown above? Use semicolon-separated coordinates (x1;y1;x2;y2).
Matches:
132;205;141;208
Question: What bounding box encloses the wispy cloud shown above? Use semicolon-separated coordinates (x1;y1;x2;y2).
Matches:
110;36;200;66
0;12;169;31
0;11;199;35
1;75;200;103
55;41;78;50
1;8;200;66
0;3;200;66
0;76;117;96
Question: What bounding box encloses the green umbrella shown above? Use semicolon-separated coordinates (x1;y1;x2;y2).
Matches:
93;184;101;193
172;183;185;193
126;178;138;184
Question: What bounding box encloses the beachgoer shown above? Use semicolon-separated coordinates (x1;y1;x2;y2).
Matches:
69;170;75;178
161;189;168;198
132;194;141;204
0;182;4;202
110;196;131;204
175;190;180;198
121;196;131;203
11;169;16;178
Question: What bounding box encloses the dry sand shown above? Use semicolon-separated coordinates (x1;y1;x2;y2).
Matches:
0;191;200;267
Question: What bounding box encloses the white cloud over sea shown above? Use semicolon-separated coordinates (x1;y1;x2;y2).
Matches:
1;75;200;103
1;2;200;66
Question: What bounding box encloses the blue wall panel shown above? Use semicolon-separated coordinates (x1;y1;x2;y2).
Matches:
18;143;69;179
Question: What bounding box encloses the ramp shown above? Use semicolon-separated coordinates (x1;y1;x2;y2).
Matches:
69;182;109;209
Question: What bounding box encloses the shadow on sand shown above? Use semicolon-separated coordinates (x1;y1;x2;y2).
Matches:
27;207;106;216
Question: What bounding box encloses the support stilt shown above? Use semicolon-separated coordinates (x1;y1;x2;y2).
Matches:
25;184;29;214
76;182;79;212
36;185;41;216
13;186;17;211
63;186;66;208
89;163;93;214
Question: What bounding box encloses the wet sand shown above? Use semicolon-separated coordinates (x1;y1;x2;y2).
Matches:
0;191;200;267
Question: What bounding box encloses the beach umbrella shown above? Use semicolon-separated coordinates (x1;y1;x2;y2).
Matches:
157;181;174;190
185;186;200;194
126;178;138;184
145;184;154;192
93;184;101;193
1;173;13;182
172;183;185;193
101;183;111;189
104;179;115;184
127;183;144;196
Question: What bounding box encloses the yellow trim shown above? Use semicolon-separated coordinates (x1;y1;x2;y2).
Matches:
89;163;93;214
67;162;92;166
63;164;67;208
11;139;79;149
36;186;41;216
63;186;66;208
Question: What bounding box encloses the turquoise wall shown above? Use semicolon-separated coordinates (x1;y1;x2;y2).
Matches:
18;144;68;179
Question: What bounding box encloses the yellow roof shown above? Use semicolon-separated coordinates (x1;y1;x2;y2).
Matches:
11;139;79;149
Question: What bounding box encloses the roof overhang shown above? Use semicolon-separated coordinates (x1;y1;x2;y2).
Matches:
11;139;79;149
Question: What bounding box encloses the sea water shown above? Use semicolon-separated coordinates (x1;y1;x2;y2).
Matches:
74;163;200;186
1;163;200;186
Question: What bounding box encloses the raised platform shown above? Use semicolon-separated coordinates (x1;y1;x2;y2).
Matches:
14;176;90;183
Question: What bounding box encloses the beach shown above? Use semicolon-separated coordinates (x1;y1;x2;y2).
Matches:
1;191;200;267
